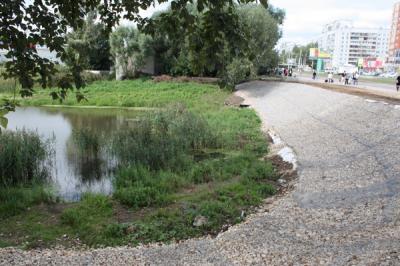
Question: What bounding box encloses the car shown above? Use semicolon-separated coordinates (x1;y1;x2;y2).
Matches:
379;72;397;78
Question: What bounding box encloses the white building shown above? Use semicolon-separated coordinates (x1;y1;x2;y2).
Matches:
318;20;389;68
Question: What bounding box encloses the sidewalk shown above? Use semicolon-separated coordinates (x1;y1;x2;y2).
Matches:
289;75;400;104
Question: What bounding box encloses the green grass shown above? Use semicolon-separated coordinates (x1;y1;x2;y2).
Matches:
0;79;279;248
0;185;54;219
0;68;19;94
12;79;223;109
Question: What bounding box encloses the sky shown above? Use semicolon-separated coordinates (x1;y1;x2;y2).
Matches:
269;0;395;45
136;0;396;46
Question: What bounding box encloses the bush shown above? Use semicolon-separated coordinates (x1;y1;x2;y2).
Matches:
112;104;218;170
0;130;52;187
220;57;256;90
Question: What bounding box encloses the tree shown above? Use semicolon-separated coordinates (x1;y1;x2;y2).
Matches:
150;3;283;81
0;0;267;125
110;26;153;79
67;12;112;71
290;42;318;66
239;5;282;74
1;0;266;94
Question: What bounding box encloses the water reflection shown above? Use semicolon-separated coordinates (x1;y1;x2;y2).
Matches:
5;107;140;201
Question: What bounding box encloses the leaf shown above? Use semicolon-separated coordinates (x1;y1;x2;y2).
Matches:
0;109;8;117
260;0;268;8
0;116;8;129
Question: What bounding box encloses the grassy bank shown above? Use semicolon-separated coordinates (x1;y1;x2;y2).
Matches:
0;79;279;249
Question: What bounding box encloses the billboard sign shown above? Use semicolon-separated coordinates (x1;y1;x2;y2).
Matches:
309;48;331;59
363;58;384;69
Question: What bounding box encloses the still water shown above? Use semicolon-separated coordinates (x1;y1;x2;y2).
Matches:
6;107;140;201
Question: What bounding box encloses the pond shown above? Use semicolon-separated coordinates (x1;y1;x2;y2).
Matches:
5;107;142;201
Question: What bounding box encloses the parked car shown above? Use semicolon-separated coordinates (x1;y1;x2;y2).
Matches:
378;72;396;78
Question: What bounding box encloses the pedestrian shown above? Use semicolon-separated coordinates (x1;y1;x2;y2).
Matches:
397;75;400;92
341;71;346;84
289;68;293;77
328;72;333;83
312;70;317;80
284;68;288;77
354;72;359;85
352;73;357;85
345;73;350;85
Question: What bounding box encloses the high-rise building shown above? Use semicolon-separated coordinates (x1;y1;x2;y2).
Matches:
318;20;389;69
389;2;400;66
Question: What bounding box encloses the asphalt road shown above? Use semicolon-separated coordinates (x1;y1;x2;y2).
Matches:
1;82;400;265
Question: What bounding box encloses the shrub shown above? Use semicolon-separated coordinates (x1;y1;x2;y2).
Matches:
112;104;218;170
220;57;256;90
0;130;52;187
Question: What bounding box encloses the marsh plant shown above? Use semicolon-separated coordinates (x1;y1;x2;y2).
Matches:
111;104;219;171
70;128;111;180
72;128;102;158
0;130;53;187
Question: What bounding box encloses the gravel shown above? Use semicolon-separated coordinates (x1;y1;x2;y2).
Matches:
1;81;400;265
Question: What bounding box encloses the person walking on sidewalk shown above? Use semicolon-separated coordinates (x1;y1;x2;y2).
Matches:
354;72;359;85
312;70;317;80
345;73;350;85
328;72;334;83
340;72;346;83
397;75;400;92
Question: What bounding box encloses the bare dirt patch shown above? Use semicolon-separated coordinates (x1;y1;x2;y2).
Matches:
153;75;219;84
224;95;245;107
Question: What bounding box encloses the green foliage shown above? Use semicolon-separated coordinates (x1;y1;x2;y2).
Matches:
0;186;53;219
72;128;102;157
110;26;153;79
0;67;18;94
0;130;52;187
239;5;281;73
60;194;115;245
112;105;217;170
1;0;265;115
0;80;279;248
114;167;183;208
151;4;283;87
221;57;256;90
281;42;318;66
151;4;246;77
66;12;112;71
18;79;223;108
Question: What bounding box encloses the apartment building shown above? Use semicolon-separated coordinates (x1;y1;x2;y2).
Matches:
389;2;400;66
318;20;389;68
